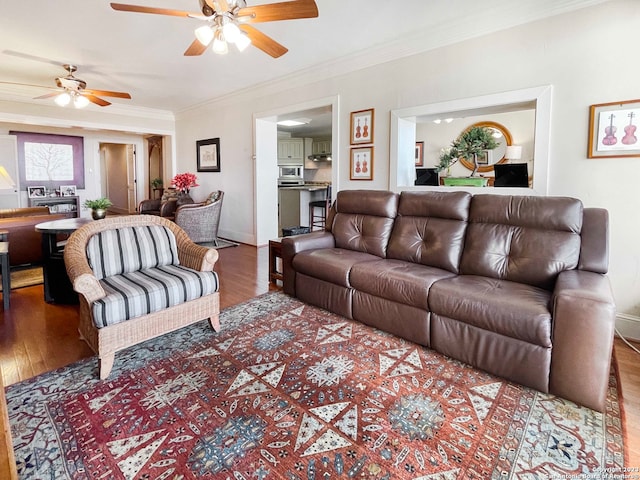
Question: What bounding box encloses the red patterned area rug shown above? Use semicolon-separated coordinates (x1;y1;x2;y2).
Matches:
6;292;624;479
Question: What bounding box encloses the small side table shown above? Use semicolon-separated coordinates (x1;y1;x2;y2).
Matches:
0;241;9;310
269;238;283;285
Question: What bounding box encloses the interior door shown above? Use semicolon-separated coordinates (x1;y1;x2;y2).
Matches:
102;143;137;214
126;144;137;213
0;134;20;208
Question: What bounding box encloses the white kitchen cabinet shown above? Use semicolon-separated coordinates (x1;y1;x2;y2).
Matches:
277;139;304;165
312;139;331;155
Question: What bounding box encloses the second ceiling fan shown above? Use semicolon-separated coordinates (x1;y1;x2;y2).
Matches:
110;0;319;58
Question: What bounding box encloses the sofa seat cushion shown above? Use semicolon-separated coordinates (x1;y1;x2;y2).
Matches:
92;265;219;328
351;259;455;310
428;275;552;347
292;248;380;287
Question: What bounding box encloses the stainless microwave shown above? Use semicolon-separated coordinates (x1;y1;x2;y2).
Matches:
278;165;304;186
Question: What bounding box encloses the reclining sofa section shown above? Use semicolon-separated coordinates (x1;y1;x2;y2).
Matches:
282;190;615;412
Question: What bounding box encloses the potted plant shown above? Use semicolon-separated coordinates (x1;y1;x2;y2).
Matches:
151;178;163;190
83;197;113;220
436;126;499;177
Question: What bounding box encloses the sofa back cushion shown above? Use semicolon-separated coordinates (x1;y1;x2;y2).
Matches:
387;191;471;273
87;225;179;280
460;195;582;290
332;190;398;258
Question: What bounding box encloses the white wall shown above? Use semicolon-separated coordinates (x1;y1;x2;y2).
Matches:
174;0;640;317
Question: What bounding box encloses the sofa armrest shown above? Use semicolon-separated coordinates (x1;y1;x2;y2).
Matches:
177;241;219;271
282;231;335;295
550;269;616;411
64;243;107;304
73;273;107;304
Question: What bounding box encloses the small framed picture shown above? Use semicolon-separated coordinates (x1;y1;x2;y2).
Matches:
350;147;374;180
350;108;374;145
27;186;46;198
588;99;640;158
60;185;77;196
415;141;424;166
197;137;221;172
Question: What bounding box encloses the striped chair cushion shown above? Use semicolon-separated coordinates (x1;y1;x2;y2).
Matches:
92;265;219;328
86;225;179;280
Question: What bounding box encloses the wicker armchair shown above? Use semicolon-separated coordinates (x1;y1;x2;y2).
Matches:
175;190;224;245
64;215;220;379
138;188;179;218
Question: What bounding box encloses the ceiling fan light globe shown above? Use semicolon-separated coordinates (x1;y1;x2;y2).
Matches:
74;95;90;109
212;31;228;54
235;32;251;51
222;21;241;43
54;92;71;106
195;25;214;46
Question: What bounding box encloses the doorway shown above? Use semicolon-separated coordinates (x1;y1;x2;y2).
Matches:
254;95;340;246
100;142;137;214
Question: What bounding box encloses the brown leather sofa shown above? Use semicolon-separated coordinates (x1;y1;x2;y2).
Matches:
282;190;615;412
0;207;65;267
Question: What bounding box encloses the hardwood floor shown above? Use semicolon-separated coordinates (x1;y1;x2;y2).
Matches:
0;243;639;477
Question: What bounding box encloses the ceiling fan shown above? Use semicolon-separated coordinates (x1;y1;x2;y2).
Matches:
110;0;319;58
0;64;132;108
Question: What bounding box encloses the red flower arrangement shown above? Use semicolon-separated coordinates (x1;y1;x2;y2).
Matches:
171;172;199;193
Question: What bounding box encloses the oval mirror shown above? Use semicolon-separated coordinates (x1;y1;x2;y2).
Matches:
459;121;512;173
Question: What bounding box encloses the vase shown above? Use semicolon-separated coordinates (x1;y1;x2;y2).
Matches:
91;208;107;220
176;192;194;207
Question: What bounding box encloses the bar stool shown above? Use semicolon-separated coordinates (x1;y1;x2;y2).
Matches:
309;185;331;231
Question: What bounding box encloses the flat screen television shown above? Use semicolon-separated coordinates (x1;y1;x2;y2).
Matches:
415;168;439;186
493;163;529;188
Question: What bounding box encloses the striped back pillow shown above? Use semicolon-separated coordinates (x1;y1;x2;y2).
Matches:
86;225;179;280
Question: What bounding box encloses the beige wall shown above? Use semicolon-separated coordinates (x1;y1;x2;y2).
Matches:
175;0;640;317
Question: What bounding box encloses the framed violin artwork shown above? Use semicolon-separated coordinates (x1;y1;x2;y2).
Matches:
350;146;374;180
588;99;640;158
350;108;374;145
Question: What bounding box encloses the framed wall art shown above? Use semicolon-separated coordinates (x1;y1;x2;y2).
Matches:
60;185;77;196
350;147;374;180
27;186;46;198
588;99;640;158
350;108;374;145
197;137;221;172
10;131;85;190
415;141;424;166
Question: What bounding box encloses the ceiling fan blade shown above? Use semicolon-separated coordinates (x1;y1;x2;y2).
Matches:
33;92;60;100
110;3;195;17
184;38;209;56
84;89;131;99
0;81;56;91
240;25;288;58
237;0;318;23
84;94;111;107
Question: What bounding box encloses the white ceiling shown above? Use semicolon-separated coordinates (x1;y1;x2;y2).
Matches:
0;0;608;114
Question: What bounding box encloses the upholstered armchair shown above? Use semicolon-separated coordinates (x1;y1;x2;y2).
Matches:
64;215;220;379
175;191;224;245
138;188;179;218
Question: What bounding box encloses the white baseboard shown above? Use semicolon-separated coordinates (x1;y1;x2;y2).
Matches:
218;228;254;246
615;313;640;342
